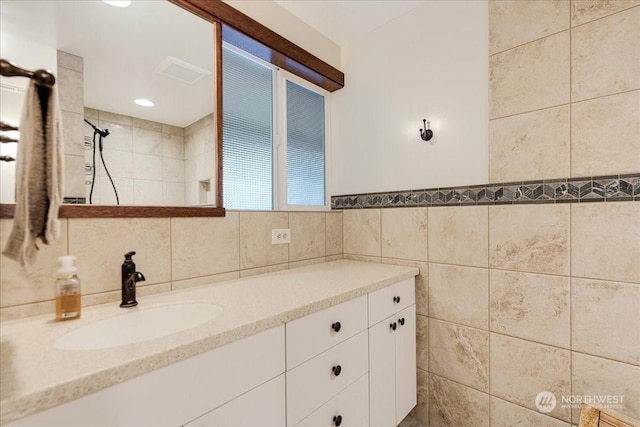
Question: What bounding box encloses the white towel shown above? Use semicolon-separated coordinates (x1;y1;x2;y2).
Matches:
2;81;64;271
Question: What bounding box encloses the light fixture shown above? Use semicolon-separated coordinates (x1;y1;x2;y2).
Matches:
103;0;132;7
134;98;154;107
419;119;433;141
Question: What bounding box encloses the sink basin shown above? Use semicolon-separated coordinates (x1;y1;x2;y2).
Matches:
54;303;222;350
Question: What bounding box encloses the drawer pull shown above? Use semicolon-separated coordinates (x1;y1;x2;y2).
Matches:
393;296;401;303
333;415;343;426
399;317;405;326
332;365;342;376
332;322;341;333
390;322;397;331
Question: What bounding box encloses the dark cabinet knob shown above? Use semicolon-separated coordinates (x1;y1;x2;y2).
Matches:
390;322;397;331
393;296;401;303
332;365;342;376
332;322;341;333
333;415;343;426
399;317;405;326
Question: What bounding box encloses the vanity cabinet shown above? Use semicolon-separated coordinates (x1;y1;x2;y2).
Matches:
368;279;417;427
9;326;285;427
286;296;369;426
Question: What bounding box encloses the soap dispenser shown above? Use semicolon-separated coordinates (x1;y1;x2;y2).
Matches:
55;255;81;321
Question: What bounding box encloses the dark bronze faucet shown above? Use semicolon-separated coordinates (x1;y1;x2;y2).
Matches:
120;251;145;307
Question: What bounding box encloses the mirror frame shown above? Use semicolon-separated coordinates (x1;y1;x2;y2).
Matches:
0;0;343;219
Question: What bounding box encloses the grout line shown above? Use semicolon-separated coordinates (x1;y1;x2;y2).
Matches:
570;3;640;30
490;28;570;57
490;102;570;122
571;87;639;106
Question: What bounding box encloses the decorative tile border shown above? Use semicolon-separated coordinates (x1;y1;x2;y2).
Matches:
331;173;640;209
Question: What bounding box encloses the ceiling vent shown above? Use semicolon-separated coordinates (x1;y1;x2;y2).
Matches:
154;56;211;84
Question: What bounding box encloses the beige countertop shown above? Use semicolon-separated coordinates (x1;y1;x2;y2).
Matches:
0;260;418;424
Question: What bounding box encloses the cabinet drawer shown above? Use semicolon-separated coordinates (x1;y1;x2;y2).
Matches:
286;330;369;427
184;374;285;427
294;374;369;427
287;295;367;369
368;278;415;326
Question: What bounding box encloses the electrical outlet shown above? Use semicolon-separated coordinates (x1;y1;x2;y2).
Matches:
272;228;291;244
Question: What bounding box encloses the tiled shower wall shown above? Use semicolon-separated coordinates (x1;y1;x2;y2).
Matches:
0;211;343;321
83;108;187;206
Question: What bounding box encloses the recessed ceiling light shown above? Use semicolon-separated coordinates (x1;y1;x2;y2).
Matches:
103;1;132;8
134;98;154;107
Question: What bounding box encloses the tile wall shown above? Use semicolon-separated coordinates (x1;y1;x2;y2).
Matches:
340;1;640;426
83;108;187;205
0;211;343;321
184;113;216;206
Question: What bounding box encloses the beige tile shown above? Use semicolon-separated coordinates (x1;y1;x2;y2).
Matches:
490;397;571;427
572;0;639;27
171;214;239;280
61;111;85;157
325;212;343;256
64;155;85;199
239;263;288;278
490;0;569;54
57;50;83;73
98;110;132;127
381;208;428;261
490;31;570;119
489;105;570;182
326;254;343;262
571;202;640;283
572;278;640;365
289;257;326;270
0;220;68;307
0;300;54;322
82;282;171;307
428;206;488;268
58;67;84;114
84;107;98;119
382;258;428;316
343;209;381;257
572;352;640;423
416;314;428;371
343;254;381;263
162;123;184;136
429;264;488;329
489;204;570;275
289;212;325;262
572;7;640;101
410;369;429;424
571;91;640;176
172;271;239;291
239;211;288;270
132;117;162;132
490;270;570;348
490;333;571;421
68;218;171;295
429;319;489;392
429;373;490;427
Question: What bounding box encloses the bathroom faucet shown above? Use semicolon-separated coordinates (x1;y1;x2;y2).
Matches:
120;251;145;308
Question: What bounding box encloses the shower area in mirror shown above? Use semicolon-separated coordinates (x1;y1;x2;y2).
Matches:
0;0;216;207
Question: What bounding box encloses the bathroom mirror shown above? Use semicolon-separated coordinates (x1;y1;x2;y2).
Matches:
0;0;223;215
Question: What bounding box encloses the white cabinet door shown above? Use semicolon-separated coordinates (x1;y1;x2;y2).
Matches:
394;305;416;424
369;315;396;427
184;375;285;427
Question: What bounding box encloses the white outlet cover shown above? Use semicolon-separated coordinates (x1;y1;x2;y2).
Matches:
271;229;291;244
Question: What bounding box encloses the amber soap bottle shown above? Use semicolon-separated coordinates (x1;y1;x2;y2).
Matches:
55;255;81;321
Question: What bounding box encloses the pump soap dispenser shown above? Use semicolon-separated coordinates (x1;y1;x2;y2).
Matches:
55;255;81;321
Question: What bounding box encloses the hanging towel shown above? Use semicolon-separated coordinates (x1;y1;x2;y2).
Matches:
2;81;64;271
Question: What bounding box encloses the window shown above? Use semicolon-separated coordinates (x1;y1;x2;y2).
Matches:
222;45;329;211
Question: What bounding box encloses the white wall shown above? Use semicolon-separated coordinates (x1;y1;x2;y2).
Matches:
331;1;489;195
223;0;341;69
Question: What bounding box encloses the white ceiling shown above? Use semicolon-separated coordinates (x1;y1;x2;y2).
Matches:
275;0;423;47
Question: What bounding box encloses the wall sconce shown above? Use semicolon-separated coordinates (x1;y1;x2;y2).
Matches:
419;119;433;142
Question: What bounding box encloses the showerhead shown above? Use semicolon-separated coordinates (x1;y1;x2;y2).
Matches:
84;118;110;138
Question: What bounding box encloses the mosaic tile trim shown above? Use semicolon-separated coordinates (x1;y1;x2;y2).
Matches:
331;173;640;209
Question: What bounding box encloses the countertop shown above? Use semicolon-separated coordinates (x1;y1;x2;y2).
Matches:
0;260;418;424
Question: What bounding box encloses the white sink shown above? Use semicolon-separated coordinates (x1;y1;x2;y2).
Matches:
54;303;222;350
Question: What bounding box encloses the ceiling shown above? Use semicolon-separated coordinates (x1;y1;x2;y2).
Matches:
275;0;423;47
